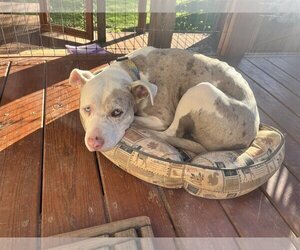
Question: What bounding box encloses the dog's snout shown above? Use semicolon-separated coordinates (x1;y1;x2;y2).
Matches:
87;136;105;150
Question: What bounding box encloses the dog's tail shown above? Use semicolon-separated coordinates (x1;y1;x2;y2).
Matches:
151;131;207;154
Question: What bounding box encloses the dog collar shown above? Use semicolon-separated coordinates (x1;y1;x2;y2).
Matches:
116;56;140;80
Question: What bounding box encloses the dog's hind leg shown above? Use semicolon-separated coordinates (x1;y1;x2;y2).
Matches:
163;82;222;137
161;82;258;152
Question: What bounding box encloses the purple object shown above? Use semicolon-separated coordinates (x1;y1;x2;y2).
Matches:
65;43;108;55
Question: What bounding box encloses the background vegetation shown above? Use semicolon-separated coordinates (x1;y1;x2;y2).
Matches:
49;0;218;33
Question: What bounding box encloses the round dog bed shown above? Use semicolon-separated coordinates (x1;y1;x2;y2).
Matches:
101;124;285;199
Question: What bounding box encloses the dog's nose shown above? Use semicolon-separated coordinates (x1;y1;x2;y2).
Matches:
87;136;105;150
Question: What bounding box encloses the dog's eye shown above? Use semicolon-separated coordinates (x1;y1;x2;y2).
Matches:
83;106;91;113
111;109;123;117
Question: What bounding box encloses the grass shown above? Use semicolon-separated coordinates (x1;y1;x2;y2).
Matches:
50;12;217;33
49;0;218;33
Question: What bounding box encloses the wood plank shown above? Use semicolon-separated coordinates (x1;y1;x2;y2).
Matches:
1;62;45;105
239;59;300;117
281;56;300;70
97;154;176;237
258;110;300;236
97;0;106;42
236;238;297;250
161;188;238;236
220;189;293;236
174;238;240;250
217;13;262;63
137;0;147;34
44;238;134;250
0;63;44;237
258;108;300;180
239;74;300;144
114;240;138;250
148;0;176;48
140;226;154;237
0;62;10;100
262;166;300;236
265;56;300;82
246;57;300;98
114;228;137;237
238;58;300;236
54;216;151;237
84;1;94;41
41;60;107;236
148;12;176;48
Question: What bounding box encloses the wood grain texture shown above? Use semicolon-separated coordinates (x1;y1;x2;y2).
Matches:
0;63;45;105
161;188;238;236
282;56;300;68
246;57;300;97
0;62;10;100
258;108;300;180
54;216;151;237
220;189;293;236
241;74;300;144
238;57;300;236
41;59;107;236
239;59;300;117
114;228;137;237
97;154;176;237
265;56;300;82
0;63;44;237
251;83;300;236
262;166;300;236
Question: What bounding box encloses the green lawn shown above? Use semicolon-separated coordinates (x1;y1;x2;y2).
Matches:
50;0;218;33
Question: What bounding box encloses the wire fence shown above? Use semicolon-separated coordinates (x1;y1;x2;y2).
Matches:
0;0;223;57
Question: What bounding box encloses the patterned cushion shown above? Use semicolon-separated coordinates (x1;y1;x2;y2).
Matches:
102;124;285;199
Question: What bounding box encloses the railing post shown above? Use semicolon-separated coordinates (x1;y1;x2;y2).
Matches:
148;0;176;48
97;0;106;43
217;13;262;63
137;0;147;34
85;0;94;41
39;0;49;31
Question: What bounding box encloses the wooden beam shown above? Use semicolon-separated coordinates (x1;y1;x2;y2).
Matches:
148;0;175;48
137;0;147;34
38;0;48;26
217;13;262;63
85;0;94;41
97;0;106;43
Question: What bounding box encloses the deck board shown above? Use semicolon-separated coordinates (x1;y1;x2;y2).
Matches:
243;74;300;144
96;154;176;237
220;189;293;237
161;188;239;236
238;55;300;236
262;166;300;236
240;59;300;117
0;63;44;237
247;57;300;97
41;59;107;236
0;62;10;100
265;57;300;82
258;109;300;180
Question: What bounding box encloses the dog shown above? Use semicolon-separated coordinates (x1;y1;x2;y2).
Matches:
69;47;260;154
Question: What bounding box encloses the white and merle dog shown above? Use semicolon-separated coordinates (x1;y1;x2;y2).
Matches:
69;47;260;154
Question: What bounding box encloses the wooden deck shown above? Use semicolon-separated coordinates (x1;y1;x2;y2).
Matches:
0;53;299;239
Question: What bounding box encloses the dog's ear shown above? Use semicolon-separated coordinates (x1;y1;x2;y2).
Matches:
129;80;158;105
69;68;94;87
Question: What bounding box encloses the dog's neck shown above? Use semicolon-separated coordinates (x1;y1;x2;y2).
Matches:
113;57;141;82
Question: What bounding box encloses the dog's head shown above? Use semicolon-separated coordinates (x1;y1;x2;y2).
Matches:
69;68;157;152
